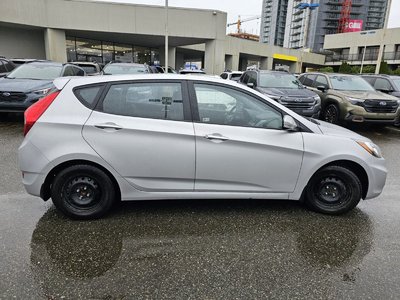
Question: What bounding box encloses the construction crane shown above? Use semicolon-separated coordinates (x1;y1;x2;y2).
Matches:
338;0;352;33
227;15;261;34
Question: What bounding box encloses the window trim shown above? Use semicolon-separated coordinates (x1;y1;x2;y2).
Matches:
94;79;192;122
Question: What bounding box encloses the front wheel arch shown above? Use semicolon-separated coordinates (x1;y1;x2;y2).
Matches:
301;160;369;201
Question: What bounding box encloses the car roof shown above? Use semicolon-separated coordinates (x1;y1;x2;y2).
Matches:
70;61;99;65
105;62;145;67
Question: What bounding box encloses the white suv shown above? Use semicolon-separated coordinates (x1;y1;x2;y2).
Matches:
19;74;387;219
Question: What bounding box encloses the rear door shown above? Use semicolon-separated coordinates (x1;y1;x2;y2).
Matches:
189;82;304;193
82;80;195;191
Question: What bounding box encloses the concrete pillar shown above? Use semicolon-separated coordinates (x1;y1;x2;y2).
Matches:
239;57;248;71
225;54;239;71
44;28;67;63
260;57;272;70
204;39;225;75
175;52;184;70
159;46;176;69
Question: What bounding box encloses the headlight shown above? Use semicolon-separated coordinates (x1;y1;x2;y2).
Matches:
313;95;321;105
32;88;52;96
356;141;382;158
348;97;365;105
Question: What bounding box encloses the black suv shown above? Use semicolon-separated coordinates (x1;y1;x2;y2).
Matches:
239;69;321;118
0;58;16;78
361;74;400;98
0;61;85;113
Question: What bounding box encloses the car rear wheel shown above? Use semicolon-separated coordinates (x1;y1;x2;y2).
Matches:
323;103;340;124
51;165;116;219
305;166;362;215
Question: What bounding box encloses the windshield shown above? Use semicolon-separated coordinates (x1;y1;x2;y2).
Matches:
103;65;147;75
7;64;62;80
329;75;375;91
259;73;302;89
392;78;400;90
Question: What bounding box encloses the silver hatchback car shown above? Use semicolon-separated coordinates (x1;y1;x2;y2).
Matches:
19;75;387;219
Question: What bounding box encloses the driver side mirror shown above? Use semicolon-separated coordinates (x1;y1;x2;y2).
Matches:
316;85;327;93
283;115;298;132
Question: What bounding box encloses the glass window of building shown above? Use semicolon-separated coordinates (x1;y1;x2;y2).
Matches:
114;44;133;63
75;38;103;63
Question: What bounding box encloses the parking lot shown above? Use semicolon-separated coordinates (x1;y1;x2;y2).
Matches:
0;113;399;299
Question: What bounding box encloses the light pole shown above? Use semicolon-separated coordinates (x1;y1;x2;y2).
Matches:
165;0;169;72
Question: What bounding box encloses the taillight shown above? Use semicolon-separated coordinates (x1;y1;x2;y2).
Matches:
24;91;60;136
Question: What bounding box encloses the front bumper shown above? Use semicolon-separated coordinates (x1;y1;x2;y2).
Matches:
343;103;400;125
291;104;321;118
0;96;41;112
365;158;387;200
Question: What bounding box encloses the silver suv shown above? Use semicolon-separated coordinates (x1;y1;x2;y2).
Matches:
19;75;387;219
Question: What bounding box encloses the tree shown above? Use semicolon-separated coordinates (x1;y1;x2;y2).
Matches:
393;68;400;76
351;66;361;74
379;61;392;75
361;65;376;74
319;66;334;73
339;61;352;74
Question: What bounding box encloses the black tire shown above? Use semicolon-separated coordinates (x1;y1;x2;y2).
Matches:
323;103;340;124
305;166;362;215
51;164;116;219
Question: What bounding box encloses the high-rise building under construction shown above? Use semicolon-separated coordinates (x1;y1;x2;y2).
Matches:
260;0;390;52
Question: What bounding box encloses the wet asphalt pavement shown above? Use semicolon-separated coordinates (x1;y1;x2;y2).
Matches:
1;113;400;299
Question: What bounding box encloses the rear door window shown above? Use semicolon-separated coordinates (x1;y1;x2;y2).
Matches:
100;82;185;121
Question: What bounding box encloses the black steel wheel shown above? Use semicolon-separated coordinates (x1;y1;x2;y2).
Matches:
305;165;362;215
323;104;340;124
51;165;116;219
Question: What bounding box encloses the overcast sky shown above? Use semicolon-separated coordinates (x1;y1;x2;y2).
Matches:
93;0;400;34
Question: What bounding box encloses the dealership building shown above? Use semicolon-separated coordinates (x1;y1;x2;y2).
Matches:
0;0;325;74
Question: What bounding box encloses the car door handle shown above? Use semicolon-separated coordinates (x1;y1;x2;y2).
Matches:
204;134;229;141
94;123;123;130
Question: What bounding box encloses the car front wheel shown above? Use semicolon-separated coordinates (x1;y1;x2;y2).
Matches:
51;164;116;219
305;165;362;215
323;103;340;124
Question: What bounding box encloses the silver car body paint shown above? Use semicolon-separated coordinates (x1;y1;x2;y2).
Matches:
19;74;387;202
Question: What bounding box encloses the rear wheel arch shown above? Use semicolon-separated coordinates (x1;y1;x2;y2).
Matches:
40;159;121;202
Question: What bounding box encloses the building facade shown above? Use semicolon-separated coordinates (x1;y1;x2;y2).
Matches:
260;0;390;53
0;0;325;74
324;28;400;72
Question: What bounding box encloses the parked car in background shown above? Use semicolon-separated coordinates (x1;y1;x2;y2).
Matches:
220;71;243;82
19;74;387;219
239;69;321;118
102;62;150;75
179;69;206;75
154;65;177;74
0;57;16;77
9;58;38;66
70;62;102;76
0;61;85;113
361;74;400;98
299;72;400;125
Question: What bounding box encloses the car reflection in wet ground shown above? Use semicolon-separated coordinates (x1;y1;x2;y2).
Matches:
1;113;400;299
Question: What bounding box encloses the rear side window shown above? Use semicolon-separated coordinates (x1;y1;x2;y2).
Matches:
100;82;184;121
220;73;228;79
74;85;104;109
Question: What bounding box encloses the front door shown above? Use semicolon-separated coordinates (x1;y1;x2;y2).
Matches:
82;80;195;191
191;82;304;193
